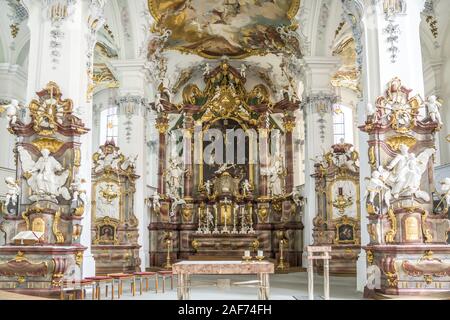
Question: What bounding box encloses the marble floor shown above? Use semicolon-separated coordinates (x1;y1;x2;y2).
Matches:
114;272;363;300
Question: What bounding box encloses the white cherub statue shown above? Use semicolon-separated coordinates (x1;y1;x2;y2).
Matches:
151;191;161;211
425;95;443;125
5;177;20;207
204;180;213;196
5;99;21;127
242;179;252;196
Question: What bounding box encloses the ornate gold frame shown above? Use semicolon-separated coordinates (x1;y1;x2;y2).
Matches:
334;217;358;245
92;176;124;222
93;217;120;245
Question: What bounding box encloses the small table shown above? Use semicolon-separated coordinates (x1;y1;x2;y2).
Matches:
307;246;331;300
172;260;274;300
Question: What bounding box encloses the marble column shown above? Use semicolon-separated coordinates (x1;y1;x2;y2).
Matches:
342;0;427;292
301;57;339;266
21;0;108;277
156;115;169;195
183;113;195;199
111;59;152;271
283;114;296;194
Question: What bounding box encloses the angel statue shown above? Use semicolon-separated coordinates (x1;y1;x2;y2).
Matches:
18;147;71;202
424;95;443;126
150;191;161;211
215;163;235;175
386;144;435;202
204;180;213;196
5;99;21;128
364;169;392;213
242;179;252;196
4;177;20;207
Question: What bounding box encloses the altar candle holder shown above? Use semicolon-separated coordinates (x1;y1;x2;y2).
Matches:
242;250;252;263
212;205;219;234
248;205;255;234
163;235;173;269
231;205;239;234
256;250;265;261
196;206;203;234
239;206;246;234
276;239;288;271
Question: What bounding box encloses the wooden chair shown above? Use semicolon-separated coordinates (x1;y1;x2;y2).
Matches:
157;270;175;293
134;271;158;295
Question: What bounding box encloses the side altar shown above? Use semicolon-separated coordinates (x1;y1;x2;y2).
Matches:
361;78;450;296
312;141;361;275
91;141;141;275
148;62;304;268
0;83;89;296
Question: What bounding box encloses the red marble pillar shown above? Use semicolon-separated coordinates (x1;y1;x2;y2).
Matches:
156;115;169;195
183;113;194;199
284;115;296;194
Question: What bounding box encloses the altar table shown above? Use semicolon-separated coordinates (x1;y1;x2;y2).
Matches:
172;260;274;300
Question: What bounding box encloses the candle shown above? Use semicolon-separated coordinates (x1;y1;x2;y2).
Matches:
244;250;250;257
258;250;264;257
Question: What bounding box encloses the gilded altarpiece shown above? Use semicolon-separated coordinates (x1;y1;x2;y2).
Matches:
312;142;361;275
91;141;141;275
0;82;88;296
361;78;450;296
149;62;304;267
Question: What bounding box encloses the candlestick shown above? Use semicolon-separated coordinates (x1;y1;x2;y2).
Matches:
258;250;264;257
213;204;219;234
239;206;246;234
248;204;255;234
231;204;238;234
244;250;250;257
204;207;212;234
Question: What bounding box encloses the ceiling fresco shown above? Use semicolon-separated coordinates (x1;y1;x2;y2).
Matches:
148;0;301;59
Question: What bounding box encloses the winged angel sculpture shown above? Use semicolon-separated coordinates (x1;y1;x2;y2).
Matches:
18;147;71;202
365;144;435;213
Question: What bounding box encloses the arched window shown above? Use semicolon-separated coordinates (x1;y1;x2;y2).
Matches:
333;104;354;144
100;107;118;144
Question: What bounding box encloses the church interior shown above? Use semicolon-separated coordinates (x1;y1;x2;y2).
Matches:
0;0;450;301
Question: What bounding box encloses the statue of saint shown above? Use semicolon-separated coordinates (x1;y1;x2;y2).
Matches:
18;147;70;202
165;158;186;198
265;155;285;196
4;177;20;207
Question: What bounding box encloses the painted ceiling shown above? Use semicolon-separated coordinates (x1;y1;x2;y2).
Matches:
148;0;301;59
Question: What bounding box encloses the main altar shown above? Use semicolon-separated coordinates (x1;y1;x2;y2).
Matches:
148;62;304;268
